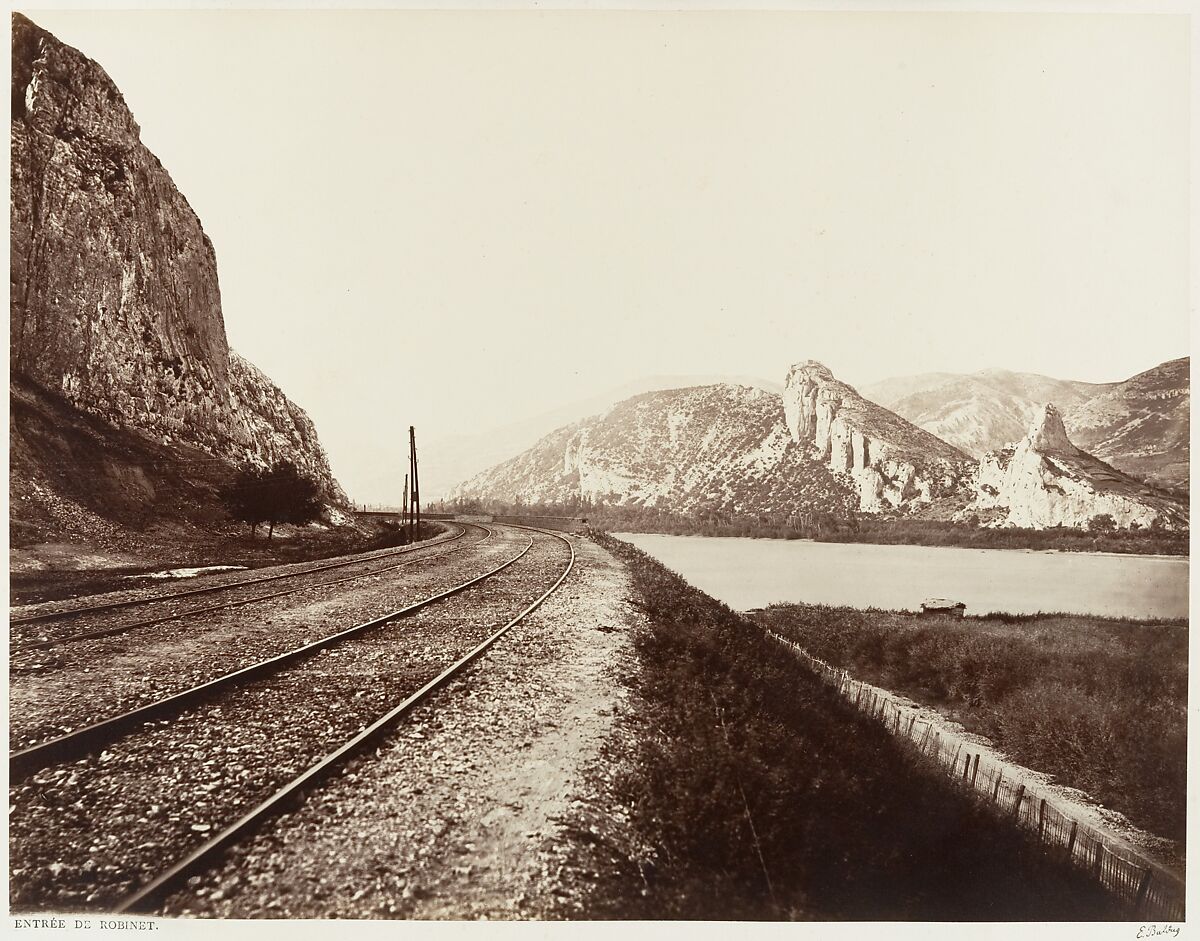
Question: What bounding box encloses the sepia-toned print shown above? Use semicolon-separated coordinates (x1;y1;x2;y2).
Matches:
9;8;1189;928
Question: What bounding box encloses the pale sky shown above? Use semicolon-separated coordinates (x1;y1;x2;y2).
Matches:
23;10;1192;502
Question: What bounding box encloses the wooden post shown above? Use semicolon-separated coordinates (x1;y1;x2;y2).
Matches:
407;430;415;543
1094;842;1105;879
1012;783;1025;819
1066;820;1078;860
409;426;420;542
992;770;1003;802
1134;868;1153;915
1037;798;1046;841
970;753;979;789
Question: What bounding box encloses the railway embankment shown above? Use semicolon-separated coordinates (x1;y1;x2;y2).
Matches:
9;525;1162;919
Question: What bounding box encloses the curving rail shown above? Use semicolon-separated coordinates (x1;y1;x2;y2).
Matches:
11;523;470;627
13;524;491;653
10;527;529;780
114;526;576;913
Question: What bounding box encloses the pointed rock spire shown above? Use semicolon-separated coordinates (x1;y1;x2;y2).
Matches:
1027;403;1076;454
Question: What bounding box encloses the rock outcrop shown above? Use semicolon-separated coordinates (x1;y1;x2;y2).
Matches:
783;361;973;512
10;14;346;504
970;404;1187;530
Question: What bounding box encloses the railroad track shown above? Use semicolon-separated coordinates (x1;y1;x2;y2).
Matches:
11;523;489;654
9;524;575;914
10;521;469;630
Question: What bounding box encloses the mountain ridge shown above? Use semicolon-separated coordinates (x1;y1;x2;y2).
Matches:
863;358;1188;492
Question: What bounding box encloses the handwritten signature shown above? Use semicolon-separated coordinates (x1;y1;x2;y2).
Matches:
1137;926;1180;939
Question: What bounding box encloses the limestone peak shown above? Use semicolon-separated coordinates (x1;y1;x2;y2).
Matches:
1027;403;1075;454
786;360;836;384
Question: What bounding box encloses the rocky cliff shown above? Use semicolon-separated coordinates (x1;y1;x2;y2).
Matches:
10;15;346;517
864;359;1189;493
448;383;858;518
783;361;974;512
969;404;1187;530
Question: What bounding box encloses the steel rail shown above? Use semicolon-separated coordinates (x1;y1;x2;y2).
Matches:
115;526;576;914
9;530;534;781
13;526;492;653
10;523;469;627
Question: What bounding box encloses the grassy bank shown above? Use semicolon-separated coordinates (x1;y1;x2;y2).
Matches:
750;603;1187;853
583;534;1119;920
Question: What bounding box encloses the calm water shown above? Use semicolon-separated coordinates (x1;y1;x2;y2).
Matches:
614;534;1189;619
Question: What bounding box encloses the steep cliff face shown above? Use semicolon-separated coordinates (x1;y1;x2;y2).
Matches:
970;405;1187;530
10;15;346;510
783;361;974;512
448;384;857;517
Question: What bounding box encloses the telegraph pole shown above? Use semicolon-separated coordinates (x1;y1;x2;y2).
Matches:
402;472;409;540
409;425;421;542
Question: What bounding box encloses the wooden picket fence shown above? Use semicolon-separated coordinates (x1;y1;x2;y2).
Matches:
768;632;1184;921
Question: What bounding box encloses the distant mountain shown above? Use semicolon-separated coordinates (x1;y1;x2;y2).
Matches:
1064;358;1190;494
971;404;1187;530
448;362;975;518
450;359;1187;532
447;383;858;518
863;359;1189;492
414;374;781;502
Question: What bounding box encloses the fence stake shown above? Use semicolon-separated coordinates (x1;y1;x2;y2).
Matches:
1037;798;1046;842
951;742;962;773
992;771;1002;802
1134;868;1153;915
970;753;979;789
1066;820;1078;860
1094;842;1105;880
1012;784;1026;819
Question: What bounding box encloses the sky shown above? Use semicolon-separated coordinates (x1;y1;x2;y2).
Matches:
25;9;1192;502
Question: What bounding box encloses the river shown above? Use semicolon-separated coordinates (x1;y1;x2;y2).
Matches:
613;534;1189;619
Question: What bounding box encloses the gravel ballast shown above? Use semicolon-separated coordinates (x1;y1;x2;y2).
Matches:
10;526;581;911
160;534;641;919
10;526;527;749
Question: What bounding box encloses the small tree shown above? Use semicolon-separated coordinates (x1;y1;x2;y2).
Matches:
220;465;272;538
1088;513;1117;534
221;460;323;539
